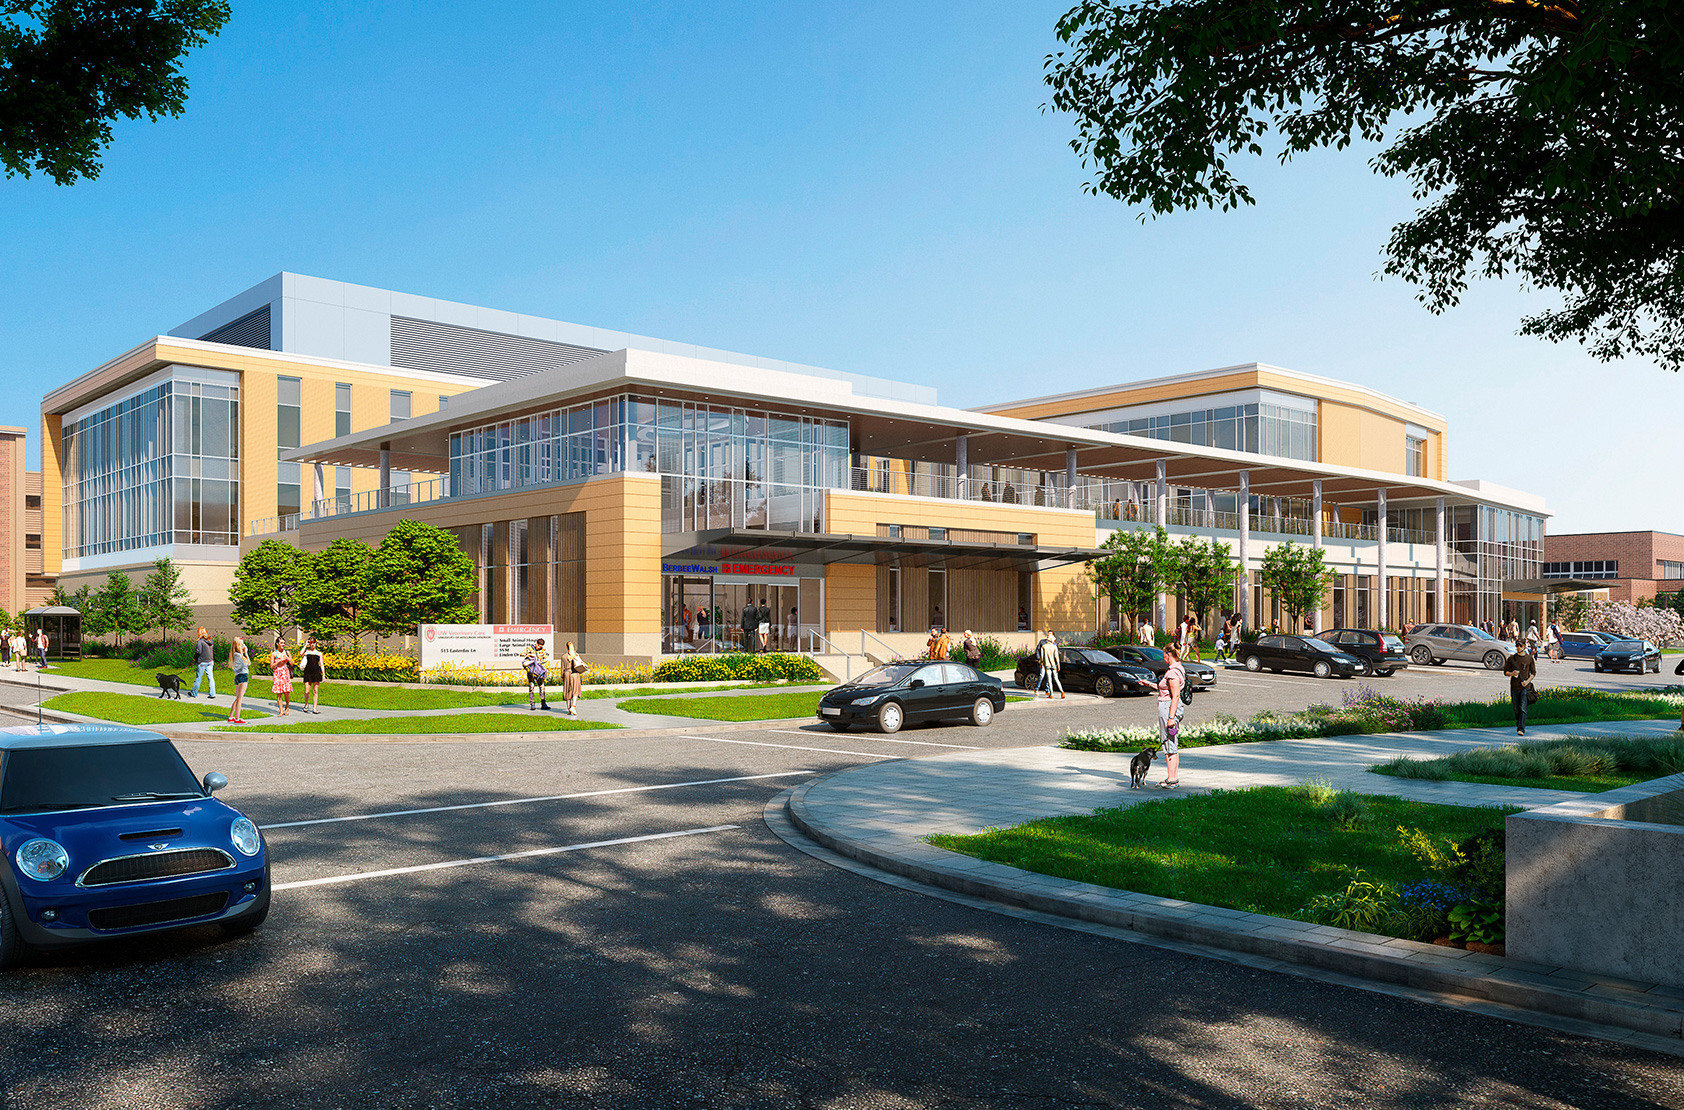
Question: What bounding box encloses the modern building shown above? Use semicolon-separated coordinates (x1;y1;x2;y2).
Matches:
0;427;53;616
1542;531;1684;604
40;274;1551;665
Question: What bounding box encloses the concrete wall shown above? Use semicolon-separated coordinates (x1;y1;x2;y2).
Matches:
1507;774;1684;987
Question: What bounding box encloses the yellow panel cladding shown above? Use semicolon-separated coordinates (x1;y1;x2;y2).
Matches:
40;414;62;576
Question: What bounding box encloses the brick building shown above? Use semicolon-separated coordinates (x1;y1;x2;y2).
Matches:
1542;531;1684;604
0;426;53;617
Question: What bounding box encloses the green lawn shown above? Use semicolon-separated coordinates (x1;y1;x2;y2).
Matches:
53;659;526;710
930;786;1513;925
214;712;615;735
617;691;823;721
44;691;271;726
1372;734;1684;792
581;682;807;700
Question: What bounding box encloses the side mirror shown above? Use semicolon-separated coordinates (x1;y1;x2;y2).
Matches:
202;772;228;795
908;679;925;689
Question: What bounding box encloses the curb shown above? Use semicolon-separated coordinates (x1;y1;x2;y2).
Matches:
155;714;823;743
783;772;1684;1045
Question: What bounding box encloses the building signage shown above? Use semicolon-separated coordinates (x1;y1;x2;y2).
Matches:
661;561;720;576
419;624;553;670
720;562;795;576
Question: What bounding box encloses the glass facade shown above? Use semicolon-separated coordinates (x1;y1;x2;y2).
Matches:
1449;505;1545;624
1406;435;1426;477
1542;560;1619;580
62;375;240;558
1091;402;1317;461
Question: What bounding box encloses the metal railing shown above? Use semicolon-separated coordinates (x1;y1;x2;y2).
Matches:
247;477;452;536
807;631;868;682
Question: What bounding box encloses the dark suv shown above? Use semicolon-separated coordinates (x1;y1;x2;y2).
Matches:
1316;629;1409;677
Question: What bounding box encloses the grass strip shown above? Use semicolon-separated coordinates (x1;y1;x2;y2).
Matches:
580;682;805;699
617;691;823;721
1372;734;1684;792
214;712;614;734
930;786;1512;925
52;659;525;710
43;691;270;725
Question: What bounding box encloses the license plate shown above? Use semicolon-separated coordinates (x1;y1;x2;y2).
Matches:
820;707;841;716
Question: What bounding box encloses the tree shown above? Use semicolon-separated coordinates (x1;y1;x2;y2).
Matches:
1046;1;1684;370
1167;535;1240;628
298;538;375;649
139;558;194;642
44;584;73;609
1258;542;1335;630
1086;525;1174;634
1551;590;1591;632
1583;599;1684;647
1653;590;1684;626
365;520;477;636
1;0;231;185
229;541;312;639
88;571;145;649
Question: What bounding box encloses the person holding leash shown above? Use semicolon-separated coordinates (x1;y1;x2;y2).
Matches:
1157;643;1187;788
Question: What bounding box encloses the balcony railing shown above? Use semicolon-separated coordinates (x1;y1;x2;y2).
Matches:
247;477;451;536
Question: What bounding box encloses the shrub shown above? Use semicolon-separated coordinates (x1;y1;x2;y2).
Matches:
1326;790;1368;830
1303;869;1395;931
949;635;1033;672
653;652;821;683
1447;898;1505;946
1291;778;1336;806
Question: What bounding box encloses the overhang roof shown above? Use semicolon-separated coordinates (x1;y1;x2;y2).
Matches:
1503;578;1614;593
663;529;1108;573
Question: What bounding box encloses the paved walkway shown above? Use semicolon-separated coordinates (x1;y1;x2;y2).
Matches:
783;718;1684;1049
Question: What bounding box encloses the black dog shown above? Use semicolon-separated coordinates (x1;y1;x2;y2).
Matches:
1129;746;1158;789
155;673;183;699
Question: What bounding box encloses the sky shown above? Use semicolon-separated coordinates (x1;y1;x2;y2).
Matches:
0;0;1672;534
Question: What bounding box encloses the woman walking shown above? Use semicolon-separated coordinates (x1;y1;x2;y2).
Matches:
1156;643;1186;789
228;638;251;724
269;638;295;716
561;640;586;716
961;630;982;670
299;636;326;714
11;629;25;672
522;638;552;711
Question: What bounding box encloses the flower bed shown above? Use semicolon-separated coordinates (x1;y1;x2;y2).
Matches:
420;661;658;686
253;652;418;682
652;653;822;683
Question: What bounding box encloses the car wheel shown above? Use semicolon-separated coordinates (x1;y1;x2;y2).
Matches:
1484;651;1507;671
219;884;270;937
1410;645;1432;665
1014;671;1033;690
1244;656;1261;672
1593;663;1603;673
877;701;904;734
1375;668;1395;677
1314;660;1331;679
1094;676;1116;698
828;721;852;732
0;891;30;968
971;697;994;726
1352;658;1373;677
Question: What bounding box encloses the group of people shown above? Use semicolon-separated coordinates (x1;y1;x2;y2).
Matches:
188;629;328;723
519;638;588;715
670;602;802;653
0;628;48;672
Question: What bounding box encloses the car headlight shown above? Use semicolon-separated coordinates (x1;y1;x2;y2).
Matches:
230;817;262;857
852;692;885;705
15;838;69;881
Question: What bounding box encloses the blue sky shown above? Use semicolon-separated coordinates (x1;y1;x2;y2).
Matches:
0;0;1671;533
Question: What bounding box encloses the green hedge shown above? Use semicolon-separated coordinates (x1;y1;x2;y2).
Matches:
652;652;822;683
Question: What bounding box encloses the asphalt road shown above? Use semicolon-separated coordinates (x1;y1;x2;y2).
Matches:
3;663;1683;1108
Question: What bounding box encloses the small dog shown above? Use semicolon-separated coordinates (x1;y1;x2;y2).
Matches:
155;673;183;699
1129;745;1159;789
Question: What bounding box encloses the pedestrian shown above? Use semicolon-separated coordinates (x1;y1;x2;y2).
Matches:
1157;643;1186;788
961;629;982;669
269;638;295;716
1547;621;1563;662
931;606;945;631
1503;639;1537;736
6;629;20;672
522;637;552;711
0;629;10;668
1017;606;1029;631
1215;617;1232;663
187;627;217;699
1185;615;1202;662
1138;620;1154;647
561;640;587;715
1036;631;1064;699
33;627;48;669
1505;617;1521;643
926;625;946;660
227;637;251;724
786;605;799;650
757;597;772;652
740;599;758;653
299;636;326;714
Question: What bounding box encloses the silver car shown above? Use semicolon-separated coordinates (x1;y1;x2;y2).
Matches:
1404;624;1516;671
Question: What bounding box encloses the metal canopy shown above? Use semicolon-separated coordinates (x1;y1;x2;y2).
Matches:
1502;578;1612;594
662;529;1108;573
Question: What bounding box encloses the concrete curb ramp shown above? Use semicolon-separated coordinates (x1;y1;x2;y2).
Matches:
783;772;1684;1048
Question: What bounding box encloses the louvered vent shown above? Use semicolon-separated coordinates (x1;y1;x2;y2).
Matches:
389;316;606;382
199;305;271;349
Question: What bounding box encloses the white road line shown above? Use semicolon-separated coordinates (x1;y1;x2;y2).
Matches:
764;729;980;750
273;825;739;891
686;736;893;759
259;772;811;831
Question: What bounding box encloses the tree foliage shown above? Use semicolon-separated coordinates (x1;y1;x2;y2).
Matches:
87;571;145;648
1258;542;1335;627
1;0;232;185
43;584;72;608
1166;534;1241;626
139;557;194;642
1046;1;1684;368
298;538;377;647
365;520;477;635
1583;599;1684;645
229;541;312;638
1087;525;1174;632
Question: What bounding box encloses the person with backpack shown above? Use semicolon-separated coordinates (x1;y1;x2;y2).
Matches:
961;630;982;669
522;638;551;711
1156;643;1188;788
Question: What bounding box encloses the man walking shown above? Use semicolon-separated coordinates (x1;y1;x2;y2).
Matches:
186;627;216;699
1503;639;1536;736
33;628;48;670
1138;620;1154;647
740;600;758;653
1036;631;1065;699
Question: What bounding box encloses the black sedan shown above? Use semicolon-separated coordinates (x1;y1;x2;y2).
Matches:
1316;628;1410;677
1235;634;1363;678
817;660;1005;734
1595;639;1661;674
1104;644;1219;691
1012;646;1157;698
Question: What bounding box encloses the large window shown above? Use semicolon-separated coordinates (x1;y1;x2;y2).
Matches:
1092;401;1317;461
1542;560;1619;580
1406;435;1426;477
335;382;352;437
61;373;241;558
390;390;412;422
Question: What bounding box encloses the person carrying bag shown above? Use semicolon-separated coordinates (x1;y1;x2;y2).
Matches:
523;638;552;711
561;641;588;716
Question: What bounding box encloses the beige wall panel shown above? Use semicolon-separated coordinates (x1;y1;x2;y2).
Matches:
40;414;63;577
1035;565;1096;634
825;563;876;641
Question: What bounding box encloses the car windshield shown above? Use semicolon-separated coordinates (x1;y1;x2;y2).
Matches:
1469;627;1497;640
1088;650;1121;664
1133;647;1164;662
1;741;202;814
1607;639;1643;649
849;663;924;688
1305;638;1342;654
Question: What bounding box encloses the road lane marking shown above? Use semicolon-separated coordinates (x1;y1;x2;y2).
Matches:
686;736;893;758
764;729;980;750
273;825;740;891
259;772;811;831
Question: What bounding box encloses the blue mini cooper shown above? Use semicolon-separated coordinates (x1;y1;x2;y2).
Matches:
0;723;269;965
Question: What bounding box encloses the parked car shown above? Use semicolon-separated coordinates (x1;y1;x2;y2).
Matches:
1595;639;1661;674
1234;634;1363;678
1560;631;1624;660
0;723;270;967
1315;628;1410;677
1012;646;1157;698
1100;644;1219;691
817;660;1005;733
1404;624;1516;670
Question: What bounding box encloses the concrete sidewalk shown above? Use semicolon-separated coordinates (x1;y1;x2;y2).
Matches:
782;719;1684;1051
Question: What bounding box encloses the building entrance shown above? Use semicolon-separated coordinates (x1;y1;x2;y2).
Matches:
662;570;822;654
